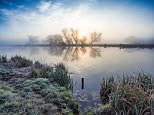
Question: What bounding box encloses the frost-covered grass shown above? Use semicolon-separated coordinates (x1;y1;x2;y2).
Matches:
0;78;78;115
0;55;78;115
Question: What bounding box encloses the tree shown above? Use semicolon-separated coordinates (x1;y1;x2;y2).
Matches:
47;35;54;45
62;28;81;44
47;28;102;45
27;35;39;45
47;34;64;45
90;32;102;44
53;34;64;44
70;28;80;44
62;28;73;44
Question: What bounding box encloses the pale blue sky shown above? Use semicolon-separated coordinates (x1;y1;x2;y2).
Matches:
0;0;154;44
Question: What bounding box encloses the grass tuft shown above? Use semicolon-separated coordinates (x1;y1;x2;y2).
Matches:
100;72;154;115
11;55;33;68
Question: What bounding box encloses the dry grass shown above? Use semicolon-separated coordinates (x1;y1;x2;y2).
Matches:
100;72;154;115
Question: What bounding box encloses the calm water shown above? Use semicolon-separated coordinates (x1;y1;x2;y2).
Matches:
0;46;154;110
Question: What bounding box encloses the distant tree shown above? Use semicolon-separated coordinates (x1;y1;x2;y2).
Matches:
27;35;39;45
47;28;102;45
70;28;80;44
62;28;81;44
47;34;64;45
62;28;73;44
90;32;102;44
47;35;54;44
53;34;64;44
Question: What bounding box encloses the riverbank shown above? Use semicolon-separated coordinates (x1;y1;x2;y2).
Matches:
1;44;154;49
0;55;154;115
0;55;78;115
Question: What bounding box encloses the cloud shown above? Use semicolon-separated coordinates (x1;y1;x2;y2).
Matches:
0;1;92;42
0;0;154;44
37;1;52;12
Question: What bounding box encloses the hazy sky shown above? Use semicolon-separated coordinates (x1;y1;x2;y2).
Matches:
0;0;154;44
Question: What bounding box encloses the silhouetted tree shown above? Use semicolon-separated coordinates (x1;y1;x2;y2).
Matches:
54;34;64;44
47;34;64;45
62;28;73;44
47;28;102;45
90;32;102;44
70;28;80;44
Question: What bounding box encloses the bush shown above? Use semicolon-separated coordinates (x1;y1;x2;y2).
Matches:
34;61;43;68
31;63;71;89
0;55;7;63
54;63;71;89
11;55;33;68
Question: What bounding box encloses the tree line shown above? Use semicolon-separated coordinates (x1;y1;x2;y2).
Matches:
47;28;102;45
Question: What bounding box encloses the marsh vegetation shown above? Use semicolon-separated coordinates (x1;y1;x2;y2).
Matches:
0;55;78;115
98;73;154;115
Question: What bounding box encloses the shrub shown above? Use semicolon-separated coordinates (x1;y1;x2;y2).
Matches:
34;61;43;69
54;63;71;89
31;63;71;89
11;55;33;68
0;55;7;63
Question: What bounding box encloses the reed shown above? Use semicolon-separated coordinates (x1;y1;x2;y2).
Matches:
100;72;154;115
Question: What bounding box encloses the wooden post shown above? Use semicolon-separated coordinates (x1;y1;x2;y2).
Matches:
81;78;84;89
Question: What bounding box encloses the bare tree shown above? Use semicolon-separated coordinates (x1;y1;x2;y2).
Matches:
70;28;80;44
62;28;73;44
62;28;81;44
53;34;64;44
90;32;102;44
47;28;102;45
47;34;64;45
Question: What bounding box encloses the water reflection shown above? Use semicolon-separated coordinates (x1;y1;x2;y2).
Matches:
46;46;65;56
0;46;154;111
46;46;101;61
